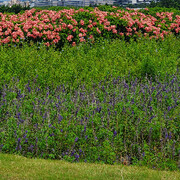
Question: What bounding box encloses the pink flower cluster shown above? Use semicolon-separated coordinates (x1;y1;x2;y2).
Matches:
0;7;179;47
120;10;180;39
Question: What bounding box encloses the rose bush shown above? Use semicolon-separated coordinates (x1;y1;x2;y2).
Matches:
0;7;179;48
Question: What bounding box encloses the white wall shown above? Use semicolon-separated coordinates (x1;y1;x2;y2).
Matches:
131;0;137;4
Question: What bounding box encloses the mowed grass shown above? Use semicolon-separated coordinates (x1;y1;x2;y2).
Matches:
0;153;180;180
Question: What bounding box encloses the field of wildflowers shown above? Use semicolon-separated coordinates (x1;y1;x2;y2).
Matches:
0;6;180;171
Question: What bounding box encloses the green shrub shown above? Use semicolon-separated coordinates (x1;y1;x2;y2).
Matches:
0;36;179;90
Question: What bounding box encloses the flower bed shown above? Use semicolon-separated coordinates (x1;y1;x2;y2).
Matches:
1;73;179;170
0;7;179;48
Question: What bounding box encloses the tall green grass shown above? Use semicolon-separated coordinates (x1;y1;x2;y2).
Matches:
0;35;179;90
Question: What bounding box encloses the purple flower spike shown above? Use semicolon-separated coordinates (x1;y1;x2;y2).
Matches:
165;133;168;139
168;106;171;111
58;114;63;122
114;111;117;116
28;145;34;152
169;132;172;140
75;154;79;159
84;126;86;132
0;144;4;150
75;137;78;142
27;86;31;93
23;134;27;139
131;98;134;104
71;151;75;156
49;133;54;137
148;116;155;122
113;130;117;136
79;149;82;153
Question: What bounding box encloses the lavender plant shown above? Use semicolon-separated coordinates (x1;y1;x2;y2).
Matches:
0;72;179;170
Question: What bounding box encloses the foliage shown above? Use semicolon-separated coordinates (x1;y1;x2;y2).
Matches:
149;0;180;10
0;71;179;170
0;36;179;89
0;7;179;49
0;4;30;14
0;6;180;171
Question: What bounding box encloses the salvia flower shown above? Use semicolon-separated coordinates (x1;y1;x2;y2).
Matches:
113;130;117;136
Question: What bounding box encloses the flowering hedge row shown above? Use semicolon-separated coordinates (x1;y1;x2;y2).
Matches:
0;7;179;47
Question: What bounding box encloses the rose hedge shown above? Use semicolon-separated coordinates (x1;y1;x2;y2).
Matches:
0;7;179;48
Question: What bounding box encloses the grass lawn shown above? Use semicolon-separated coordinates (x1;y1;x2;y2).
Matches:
0;153;180;180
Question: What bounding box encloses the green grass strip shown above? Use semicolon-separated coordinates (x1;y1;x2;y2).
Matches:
0;153;180;180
